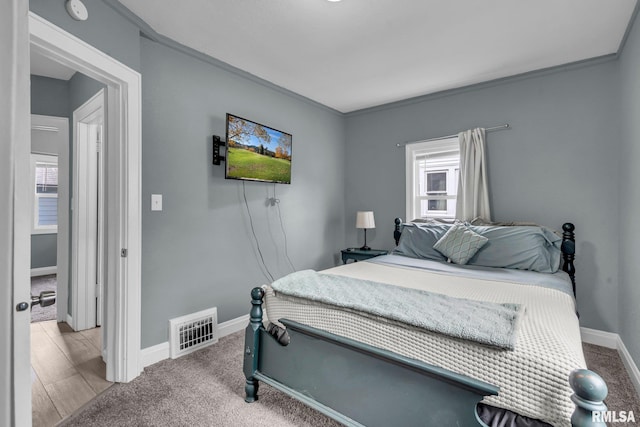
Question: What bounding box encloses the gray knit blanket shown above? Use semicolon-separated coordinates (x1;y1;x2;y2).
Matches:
270;270;523;349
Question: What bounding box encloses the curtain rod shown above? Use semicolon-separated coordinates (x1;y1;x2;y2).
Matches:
395;124;510;148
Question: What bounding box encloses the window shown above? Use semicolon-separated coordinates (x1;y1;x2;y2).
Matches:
31;153;59;234
405;137;459;220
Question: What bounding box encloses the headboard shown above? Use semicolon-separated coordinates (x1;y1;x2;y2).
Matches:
393;218;576;297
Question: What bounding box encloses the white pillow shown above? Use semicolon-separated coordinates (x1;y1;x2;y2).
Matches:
433;223;488;265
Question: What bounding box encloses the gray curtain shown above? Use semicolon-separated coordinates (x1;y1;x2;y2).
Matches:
456;128;491;221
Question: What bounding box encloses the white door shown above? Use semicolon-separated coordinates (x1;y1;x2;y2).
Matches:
4;1;31;425
71;90;105;331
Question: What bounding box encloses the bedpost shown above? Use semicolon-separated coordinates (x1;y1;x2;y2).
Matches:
243;287;264;403
562;223;576;297
394;217;403;246
569;369;608;426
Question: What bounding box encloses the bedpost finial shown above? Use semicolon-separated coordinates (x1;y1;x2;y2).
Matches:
394;218;403;246
563;223;575;233
251;287;265;302
249;287;265;326
570;369;607;401
569;369;608;426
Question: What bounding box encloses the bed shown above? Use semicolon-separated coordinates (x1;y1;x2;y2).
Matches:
243;219;608;427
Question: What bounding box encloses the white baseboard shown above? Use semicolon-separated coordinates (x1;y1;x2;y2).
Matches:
218;314;249;338
140;342;170;368
580;327;618;349
140;313;250;369
31;266;57;277
581;327;640;398
616;335;640;398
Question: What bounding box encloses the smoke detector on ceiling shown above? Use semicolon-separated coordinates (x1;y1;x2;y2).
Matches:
65;0;88;21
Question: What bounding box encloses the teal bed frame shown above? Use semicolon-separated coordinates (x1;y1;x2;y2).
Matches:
243;221;609;427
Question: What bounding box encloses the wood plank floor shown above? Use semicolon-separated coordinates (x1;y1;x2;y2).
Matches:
31;320;113;427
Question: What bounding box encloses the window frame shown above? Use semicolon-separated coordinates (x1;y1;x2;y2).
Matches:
405;137;459;221
31;153;59;234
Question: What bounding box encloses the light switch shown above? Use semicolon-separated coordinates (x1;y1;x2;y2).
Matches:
151;194;162;211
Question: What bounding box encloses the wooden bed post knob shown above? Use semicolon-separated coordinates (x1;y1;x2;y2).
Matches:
250;287;265;325
569;369;608;426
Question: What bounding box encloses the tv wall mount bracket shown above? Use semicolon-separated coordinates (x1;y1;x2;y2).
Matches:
212;135;226;165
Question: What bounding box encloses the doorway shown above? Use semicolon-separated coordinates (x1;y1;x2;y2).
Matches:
26;11;143;385
29;92;109;424
8;12;143;427
29;114;68;325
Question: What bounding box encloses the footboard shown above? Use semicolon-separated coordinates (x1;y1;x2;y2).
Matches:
243;287;610;427
243;287;498;426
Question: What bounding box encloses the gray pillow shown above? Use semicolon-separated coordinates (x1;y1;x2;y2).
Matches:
466;225;561;273
392;223;450;261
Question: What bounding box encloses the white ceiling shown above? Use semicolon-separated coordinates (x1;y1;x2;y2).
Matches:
31;50;76;81
120;0;637;113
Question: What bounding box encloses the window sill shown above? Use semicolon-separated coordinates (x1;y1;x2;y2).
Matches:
32;228;58;235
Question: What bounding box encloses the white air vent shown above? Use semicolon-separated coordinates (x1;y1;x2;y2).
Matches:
169;307;218;359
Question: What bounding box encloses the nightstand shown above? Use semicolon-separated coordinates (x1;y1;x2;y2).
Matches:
341;248;388;264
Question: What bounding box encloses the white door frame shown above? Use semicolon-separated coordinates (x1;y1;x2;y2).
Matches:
71;90;104;331
29;12;142;383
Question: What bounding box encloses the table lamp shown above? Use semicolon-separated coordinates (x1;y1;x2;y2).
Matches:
356;211;375;250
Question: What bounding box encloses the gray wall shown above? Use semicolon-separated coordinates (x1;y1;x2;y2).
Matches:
31;75;69;117
140;38;345;347
28;1;639;370
30;75;68;269
29;0;141;72
29;1;346;348
619;10;640;368
30;234;57;270
345;59;622;334
69;72;106;111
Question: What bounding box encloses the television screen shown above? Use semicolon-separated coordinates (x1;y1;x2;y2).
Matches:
225;114;292;184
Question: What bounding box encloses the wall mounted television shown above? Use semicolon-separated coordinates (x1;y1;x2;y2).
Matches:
225;113;292;184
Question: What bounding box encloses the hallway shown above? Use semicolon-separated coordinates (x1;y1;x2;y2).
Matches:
31;321;112;426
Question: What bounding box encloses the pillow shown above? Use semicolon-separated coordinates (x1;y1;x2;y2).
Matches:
392;223;450;261
466;225;561;273
433;224;488;265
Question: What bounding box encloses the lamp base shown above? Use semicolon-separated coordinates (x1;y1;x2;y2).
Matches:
359;245;371;251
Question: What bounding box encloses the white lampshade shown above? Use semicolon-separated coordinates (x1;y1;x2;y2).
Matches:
356;211;375;229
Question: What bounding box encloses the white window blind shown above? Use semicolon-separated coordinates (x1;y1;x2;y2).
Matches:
32;154;59;233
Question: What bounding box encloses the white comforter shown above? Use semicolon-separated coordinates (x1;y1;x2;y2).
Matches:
263;259;584;426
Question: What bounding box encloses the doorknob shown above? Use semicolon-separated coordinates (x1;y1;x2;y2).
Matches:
31;291;56;309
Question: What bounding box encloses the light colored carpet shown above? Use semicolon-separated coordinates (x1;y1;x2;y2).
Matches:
31;275;57;323
59;331;640;426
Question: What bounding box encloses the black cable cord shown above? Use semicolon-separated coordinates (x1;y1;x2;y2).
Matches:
242;181;274;282
274;184;296;272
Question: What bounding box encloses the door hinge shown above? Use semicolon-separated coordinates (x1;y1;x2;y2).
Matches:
121;248;128;257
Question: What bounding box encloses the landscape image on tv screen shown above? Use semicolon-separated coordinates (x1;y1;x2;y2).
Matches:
225;114;292;184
